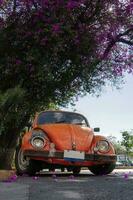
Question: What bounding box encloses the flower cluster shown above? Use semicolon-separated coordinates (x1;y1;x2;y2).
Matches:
0;0;132;98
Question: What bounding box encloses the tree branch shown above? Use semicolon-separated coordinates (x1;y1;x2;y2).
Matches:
13;0;17;12
117;38;133;45
118;28;133;37
102;28;133;59
102;39;116;59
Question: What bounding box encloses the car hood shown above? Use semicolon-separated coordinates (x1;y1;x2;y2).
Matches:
39;124;94;151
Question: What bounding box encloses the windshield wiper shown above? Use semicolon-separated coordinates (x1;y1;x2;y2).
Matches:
73;122;86;125
55;120;66;123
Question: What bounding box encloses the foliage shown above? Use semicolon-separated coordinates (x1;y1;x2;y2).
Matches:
121;130;133;155
107;135;126;154
0;1;133;103
0;86;30;136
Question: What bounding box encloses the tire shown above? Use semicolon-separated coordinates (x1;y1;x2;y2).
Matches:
89;163;116;176
72;167;81;175
27;159;43;176
61;167;65;172
15;145;29;175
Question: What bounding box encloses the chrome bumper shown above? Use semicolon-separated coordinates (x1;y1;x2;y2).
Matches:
24;150;117;162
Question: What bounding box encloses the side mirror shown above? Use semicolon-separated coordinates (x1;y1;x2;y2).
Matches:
93;127;100;132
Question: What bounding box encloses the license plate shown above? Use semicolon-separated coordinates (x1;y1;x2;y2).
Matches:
64;150;85;161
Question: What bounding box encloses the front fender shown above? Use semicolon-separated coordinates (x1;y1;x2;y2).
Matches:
90;135;116;155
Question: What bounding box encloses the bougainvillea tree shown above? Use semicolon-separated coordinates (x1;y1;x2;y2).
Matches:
0;0;132;168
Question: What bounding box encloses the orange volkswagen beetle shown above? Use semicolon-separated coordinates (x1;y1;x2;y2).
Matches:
15;110;116;176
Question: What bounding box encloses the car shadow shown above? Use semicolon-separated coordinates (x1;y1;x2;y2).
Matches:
32;169;133;179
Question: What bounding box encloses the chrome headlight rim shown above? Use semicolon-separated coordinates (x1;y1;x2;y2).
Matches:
96;140;110;153
31;136;46;149
32;129;49;140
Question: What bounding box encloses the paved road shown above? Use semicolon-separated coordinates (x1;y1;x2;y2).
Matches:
0;169;133;200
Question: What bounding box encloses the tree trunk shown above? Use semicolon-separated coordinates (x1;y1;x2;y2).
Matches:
0;149;15;169
0;130;19;170
0;111;31;170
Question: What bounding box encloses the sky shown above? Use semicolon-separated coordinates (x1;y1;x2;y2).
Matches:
66;73;133;141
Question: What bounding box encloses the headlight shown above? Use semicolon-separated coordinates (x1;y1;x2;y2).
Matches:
31;129;48;148
96;140;110;153
31;136;45;148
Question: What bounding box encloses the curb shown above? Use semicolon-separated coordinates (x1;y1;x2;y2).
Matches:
0;170;16;181
115;166;133;169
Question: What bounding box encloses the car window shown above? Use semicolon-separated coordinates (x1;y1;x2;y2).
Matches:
37;111;89;127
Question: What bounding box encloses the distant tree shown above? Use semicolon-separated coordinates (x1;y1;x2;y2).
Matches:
121;130;133;156
0;0;133;169
107;135;126;154
107;135;117;144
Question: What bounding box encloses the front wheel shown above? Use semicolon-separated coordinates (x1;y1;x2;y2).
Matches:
72;167;81;175
15;145;29;175
89;163;116;176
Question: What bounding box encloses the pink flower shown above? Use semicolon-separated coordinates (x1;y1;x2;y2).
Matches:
66;1;79;10
10;175;18;181
3;174;18;183
69;175;75;179
40;37;48;46
52;24;61;34
52;174;57;179
0;0;4;6
123;173;128;180
32;176;39;180
15;59;22;65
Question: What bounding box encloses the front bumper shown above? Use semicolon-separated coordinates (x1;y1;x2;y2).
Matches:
24;150;117;162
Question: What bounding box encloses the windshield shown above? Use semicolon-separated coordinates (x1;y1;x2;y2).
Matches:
37;111;89;127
